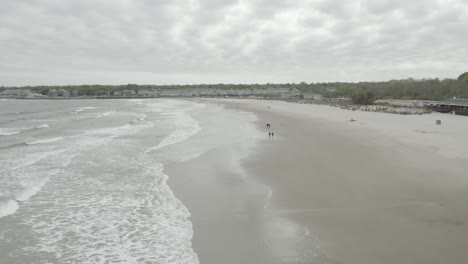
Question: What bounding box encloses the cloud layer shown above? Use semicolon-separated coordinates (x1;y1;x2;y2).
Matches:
1;0;467;85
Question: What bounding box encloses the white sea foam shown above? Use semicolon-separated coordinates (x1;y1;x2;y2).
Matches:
8;149;69;170
0;128;23;136
14;174;53;202
0;124;48;136
1;122;153;219
22;151;199;264
35;124;49;129
262;216;322;262
77;107;96;112
97;110;115;117
28;137;64;145
1;99;208;263
130;114;147;123
72;106;97;114
0;199;19;218
1;154;69;215
84;122;154;140
145;112;200;154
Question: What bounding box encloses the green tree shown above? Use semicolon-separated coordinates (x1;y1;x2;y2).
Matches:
458;72;468;82
352;90;375;105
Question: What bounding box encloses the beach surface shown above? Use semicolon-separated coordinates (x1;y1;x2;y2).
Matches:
2;98;467;264
167;99;468;264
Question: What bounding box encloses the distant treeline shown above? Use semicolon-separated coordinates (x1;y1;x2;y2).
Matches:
324;72;468;104
2;72;468;102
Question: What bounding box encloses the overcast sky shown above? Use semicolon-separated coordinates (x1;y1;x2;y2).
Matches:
1;0;467;86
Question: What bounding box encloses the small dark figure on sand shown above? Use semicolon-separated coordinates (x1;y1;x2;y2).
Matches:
268;132;271;138
266;123;270;129
271;132;274;138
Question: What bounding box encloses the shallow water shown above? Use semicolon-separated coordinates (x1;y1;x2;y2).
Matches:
0;98;317;264
0;99;208;263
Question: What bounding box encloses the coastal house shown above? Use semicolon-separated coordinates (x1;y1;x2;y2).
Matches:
58;89;70;97
331;97;351;101
375;99;430;108
250;87;299;98
160;89;184;97
48;89;59;97
0;89;33;97
48;89;70;97
107;87;305;98
426;99;468;116
137;89;157;97
120;89;137;97
301;93;322;100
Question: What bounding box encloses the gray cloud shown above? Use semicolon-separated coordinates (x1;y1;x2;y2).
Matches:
0;0;467;85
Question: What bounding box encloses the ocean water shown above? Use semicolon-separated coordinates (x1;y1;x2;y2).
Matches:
0;98;320;264
0;99;215;264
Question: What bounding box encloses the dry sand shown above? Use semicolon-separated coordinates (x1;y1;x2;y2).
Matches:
168;99;468;264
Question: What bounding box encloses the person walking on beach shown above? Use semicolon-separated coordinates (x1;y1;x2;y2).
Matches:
271;132;274;138
269;132;271;139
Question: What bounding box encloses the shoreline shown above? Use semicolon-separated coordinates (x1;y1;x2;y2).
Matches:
167;98;468;264
231;99;468;263
3;98;467;263
0;96;438;115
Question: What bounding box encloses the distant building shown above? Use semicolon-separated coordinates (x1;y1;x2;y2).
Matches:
331;97;351;101
0;89;33;97
48;89;59;97
426;99;468;116
120;90;136;96
58;89;70;97
48;89;70;97
106;87;302;98
375;99;429;108
252;87;299;98
137;89;157;96
302;93;322;100
160;89;183;97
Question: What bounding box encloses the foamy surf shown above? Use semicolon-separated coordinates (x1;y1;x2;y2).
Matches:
34;124;49;129
97;110;116;117
72;106;97;114
0;128;23;136
145;111;201;154
27;137;64;145
0;124;49;136
14;174;52;202
21;161;200;264
0;99;207;263
0;199;19;218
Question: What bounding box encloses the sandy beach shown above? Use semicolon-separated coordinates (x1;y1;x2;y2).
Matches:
166;99;468;264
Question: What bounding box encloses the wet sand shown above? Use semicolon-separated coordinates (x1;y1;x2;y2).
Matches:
167;99;468;264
